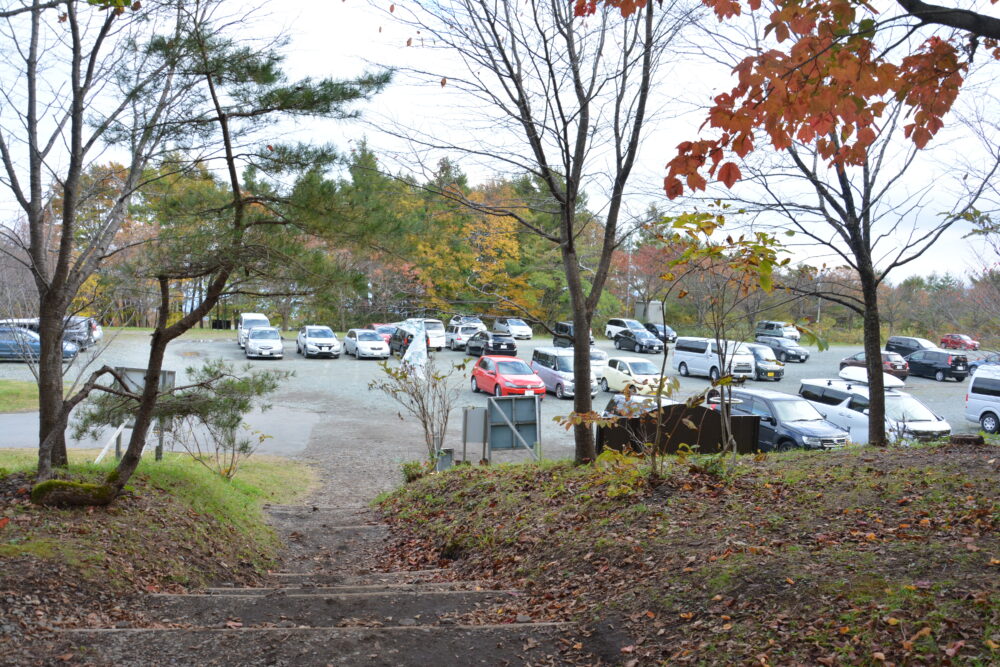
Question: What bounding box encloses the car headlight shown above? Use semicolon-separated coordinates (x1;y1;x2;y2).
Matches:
802;436;822;446
503;381;519;388
307;344;318;350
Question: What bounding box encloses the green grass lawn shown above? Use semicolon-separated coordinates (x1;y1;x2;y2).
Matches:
0;379;40;413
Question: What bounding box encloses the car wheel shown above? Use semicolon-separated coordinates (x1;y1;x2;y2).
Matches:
471;377;479;393
600;377;609;392
935;370;945;382
779;352;787;362
678;362;689;377
494;384;503;397
775;439;795;452
334;354;340;359
614;339;621;350
980;412;999;434
709;367;720;382
555;384;566;400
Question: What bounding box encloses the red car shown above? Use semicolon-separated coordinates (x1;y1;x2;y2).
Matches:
367;323;397;344
839;350;909;380
471;355;545;397
940;333;979;351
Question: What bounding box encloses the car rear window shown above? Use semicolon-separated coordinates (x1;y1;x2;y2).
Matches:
971;376;1000;397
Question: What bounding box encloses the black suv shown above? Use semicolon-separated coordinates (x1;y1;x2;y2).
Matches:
905;348;969;382
755;335;810;362
643;322;677;344
729;388;848;451
552;321;595;348
885;335;936;358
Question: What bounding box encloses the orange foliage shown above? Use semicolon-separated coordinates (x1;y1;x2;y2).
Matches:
580;0;982;198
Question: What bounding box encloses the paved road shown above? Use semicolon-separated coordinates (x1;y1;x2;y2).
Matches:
0;331;980;459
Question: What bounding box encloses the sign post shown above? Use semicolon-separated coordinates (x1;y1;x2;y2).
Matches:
113;367;176;461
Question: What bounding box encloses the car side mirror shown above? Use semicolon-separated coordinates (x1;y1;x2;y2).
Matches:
863;409;869;415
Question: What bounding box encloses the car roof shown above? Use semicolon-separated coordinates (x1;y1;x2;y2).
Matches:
610;355;652;365
972;365;1000;378
731;387;803;401
482;354;528;362
534;346;573;355
800;378;907;397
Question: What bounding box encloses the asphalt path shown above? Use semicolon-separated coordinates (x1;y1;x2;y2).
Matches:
0;331;982;459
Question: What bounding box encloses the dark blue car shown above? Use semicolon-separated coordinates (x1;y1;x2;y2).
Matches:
730;388;848;451
0;326;78;361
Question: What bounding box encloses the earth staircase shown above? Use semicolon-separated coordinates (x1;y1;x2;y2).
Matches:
59;504;602;666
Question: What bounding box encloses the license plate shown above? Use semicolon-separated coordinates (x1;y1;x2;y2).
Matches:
766;372;774;377
261;351;270;356
956;365;966;370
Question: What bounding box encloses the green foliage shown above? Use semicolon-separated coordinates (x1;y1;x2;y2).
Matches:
30;480;115;506
402;460;433;483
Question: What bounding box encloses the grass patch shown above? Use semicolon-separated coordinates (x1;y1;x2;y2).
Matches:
0;379;40;413
0;449;317;593
378;443;1000;664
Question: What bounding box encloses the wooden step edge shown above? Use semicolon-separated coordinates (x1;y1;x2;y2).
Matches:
59;621;574;634
148;589;520;600
201;582;490;594
268;569;446;577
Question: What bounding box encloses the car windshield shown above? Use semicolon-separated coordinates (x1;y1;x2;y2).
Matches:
244;319;268;330
555;357;574;372
497;360;533;375
307;327;335;338
957;335;972;341
914;338;935;348
885;394;938;422
772;399;825;422
507;318;526;327
624;319;644;330
629;360;660;375
590;349;608;362
374;325;395;334
250;329;280;340
358;331;382;341
752;347;777;362
636;330;656;340
424;321;445;331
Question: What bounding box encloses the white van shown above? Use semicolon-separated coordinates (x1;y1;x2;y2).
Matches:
423;319;446;351
965;365;1000;433
673;337;755;381
237;312;270;348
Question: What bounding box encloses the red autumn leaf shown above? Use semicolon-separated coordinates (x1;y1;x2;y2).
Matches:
717;162;741;188
0;517;8;530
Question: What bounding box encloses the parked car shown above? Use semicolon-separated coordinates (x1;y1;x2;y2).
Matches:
729;388;848;451
798;376;950;443
754;335;809;362
589;347;609;379
470;355;546;397
345;328;390;359
965;365;1000;433
673;337;755;381
746;343;784;381
245;327;284;359
885;335;936;358
600;393;676;419
613;328;664;354
494;317;533;339
643;322;677;344
448;314;484;328
969;351;1000;372
367;323;397;344
904;348;968;382
940;333;979;350
838;350;908;380
601;356;667;395
446;324;484;351
754;320;800;341
237;312;270;348
0;316;101;350
604;318;646;340
465;331;518;357
295;326;341;358
552;321;595;348
530;347;598;399
0;326;77;361
423;319;447;351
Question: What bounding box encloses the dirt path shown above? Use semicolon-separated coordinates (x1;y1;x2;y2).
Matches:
57;408;609;665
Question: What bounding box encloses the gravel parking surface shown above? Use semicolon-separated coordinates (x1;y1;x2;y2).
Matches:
0;330;981;500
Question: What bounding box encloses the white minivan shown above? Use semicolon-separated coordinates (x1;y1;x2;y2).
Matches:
237;312;270;348
965;365;1000;433
423;319;446;351
673;337;755;381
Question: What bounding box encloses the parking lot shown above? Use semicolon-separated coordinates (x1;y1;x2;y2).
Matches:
0;329;981;457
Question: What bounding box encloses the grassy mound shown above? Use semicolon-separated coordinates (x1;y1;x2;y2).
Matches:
0;449;316;654
378;443;999;664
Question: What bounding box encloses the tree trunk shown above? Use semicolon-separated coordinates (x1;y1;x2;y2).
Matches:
564;248;596;464
36;297;68;471
859;268;887;446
